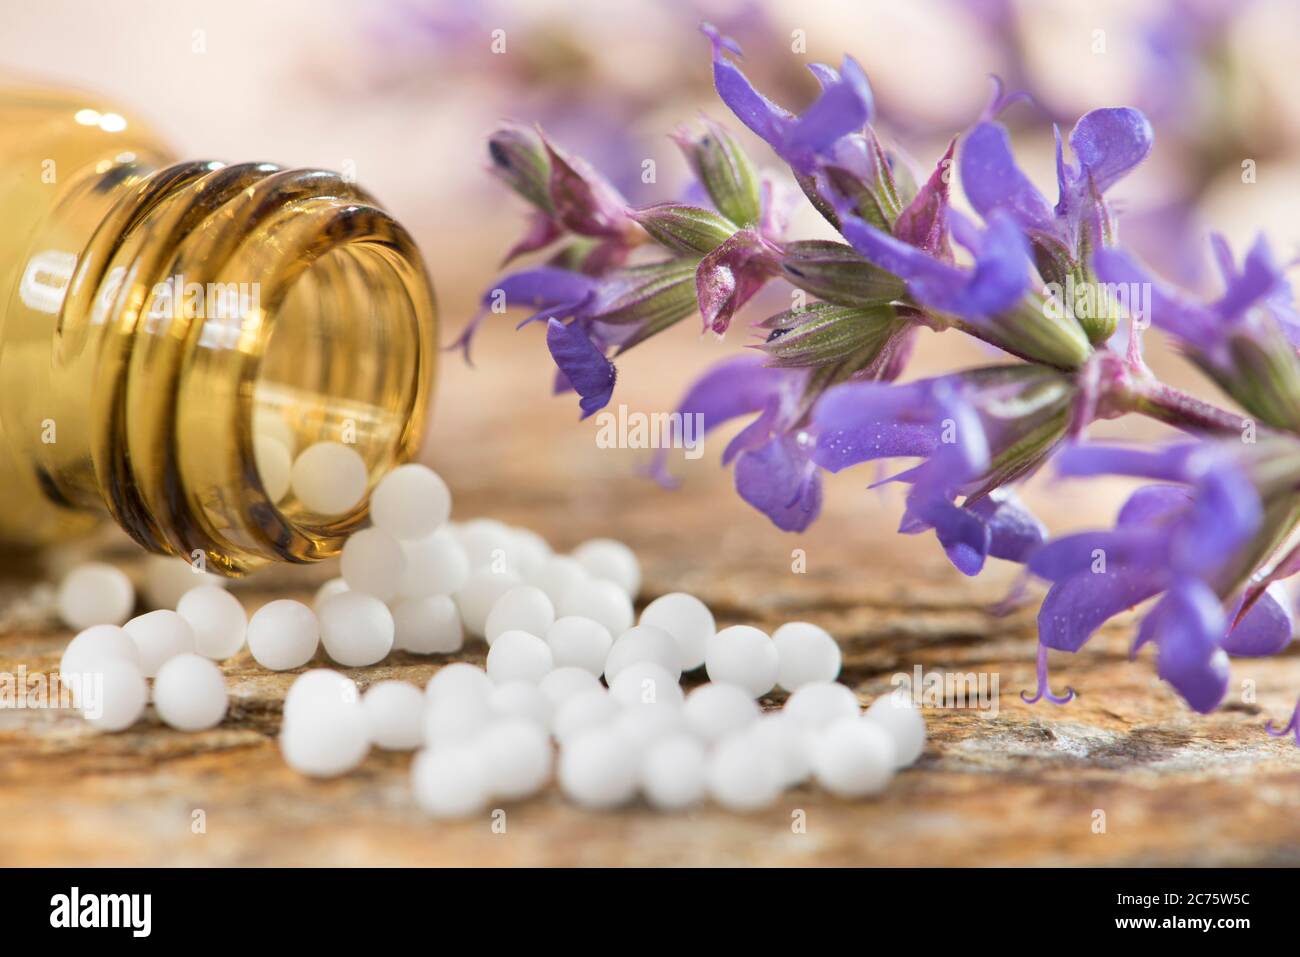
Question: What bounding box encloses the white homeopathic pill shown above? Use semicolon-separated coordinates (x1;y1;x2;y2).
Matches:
613;700;686;759
642;734;707;811
782;681;860;730
361;680;425;750
705;625;778;698
682;682;760;743
280;703;370;778
558;579;634;638
318;591;394;667
863;692;927;767
509;526;552;578
399;530;470;598
153;653;228;731
123;609;196;678
424;662;493;703
369;464;452;541
485;629;554;684
604;624;681;682
283;669;359;722
489;680;553;729
424;690;494;750
340;527;407;602
76;657;147;732
552;688;619;743
246;599;319;671
484;584;555;646
479;719;553;800
57;562;135;630
747;712;811;787
571;538;641;597
525;555;589;607
454;567;522;637
60;624;141;678
459;518;518;571
558;727;639;809
707;732;783;812
545;616;613;677
608;661;684;709
412;746;489;818
392;594;463;655
773;621;842;691
639;592;714;672
141;555;228;610
176;586;247;660
810;716;896;797
290;441;368;516
538;666;602;708
313;576;349;612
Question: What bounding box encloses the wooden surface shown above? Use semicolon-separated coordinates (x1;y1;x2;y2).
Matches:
4;325;1300;867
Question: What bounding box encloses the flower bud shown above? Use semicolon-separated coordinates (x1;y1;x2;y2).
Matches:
672;120;763;228
487;126;554;214
626;203;737;255
780;240;905;307
758;302;901;368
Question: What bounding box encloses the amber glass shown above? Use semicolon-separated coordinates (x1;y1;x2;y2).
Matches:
0;82;437;574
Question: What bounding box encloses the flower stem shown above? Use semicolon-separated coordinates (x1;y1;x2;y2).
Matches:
1125;380;1249;436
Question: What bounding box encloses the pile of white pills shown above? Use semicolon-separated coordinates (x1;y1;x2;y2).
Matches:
49;460;926;816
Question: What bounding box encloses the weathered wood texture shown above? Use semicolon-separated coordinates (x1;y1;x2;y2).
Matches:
3;327;1300;867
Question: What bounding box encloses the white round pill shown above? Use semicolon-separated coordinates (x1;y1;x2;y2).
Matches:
141;555;227;610
545;616;613;676
485;629;554;684
558;728;639;809
489;680;553;729
485;585;555;646
290;441;368;516
538;666;602;708
553;688;619;743
604;624;681;682
176;586;247;660
424;691;494;750
318;591;394;667
480;719;553;800
246;599;319;671
361;680;425;750
76;657;147;732
613;700;686;757
747;712;811;786
639;592;714;672
525;555;589;607
392;594;463;655
811;716;896;797
454;568;522;637
153;653;228;731
280;703;370;778
773;621;842;690
284;669;359;721
707;732;783;812
608;661;684;709
863;691;926;767
254;406;297;455
399;530;470;598
313;576;349;612
369;464;451;541
642;734;707;811
255;434;293;503
705;625;778;698
782;681;860;730
123;609;196;677
340;527;406;602
572;538;641;597
509;526;552;577
683;682;760;743
60;624;141;678
57;562;135;630
412;746;489;818
459;519;518;570
558;580;634;638
424;662;493;703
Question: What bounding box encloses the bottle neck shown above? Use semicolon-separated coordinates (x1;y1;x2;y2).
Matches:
36;159;437;573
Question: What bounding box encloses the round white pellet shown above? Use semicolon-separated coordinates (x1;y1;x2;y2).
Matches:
707;732;783;812
340;527;406;602
399;530;470;598
484;585;555;646
254;406;297;455
613;700;686;757
480;719;553;800
424;662;493;703
459;519;518;570
863;692;927;767
525;555;589;607
538;666;602;708
318;592;394;667
392;594;463;655
255;434;293;503
369;464;451;541
412;746;489;818
705;625;778;698
176;586;247;660
572;538;641;597
60;624;140;678
423;691;494;750
489;680;553;729
558;728;639;809
284;669;359;721
153;653;228;731
313;577;349;612
639;592;714;672
280;703;370;778
361;680;425;750
811;716;896;797
553;688;619;743
57;563;135;630
454;568;522;637
642;734;707;811
558;580;634;638
604;624;681;682
782;681;860;730
545;616;613;677
509;527;552;578
683;682;760;743
76;657;147;732
246;599;319;671
773;621;842;691
608;661;684;709
141;555;227;611
290;441;368;516
123;610;196;678
747;712;811;786
485;629;553;684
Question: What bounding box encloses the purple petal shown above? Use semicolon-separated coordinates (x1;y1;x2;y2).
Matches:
1150;583;1230;713
810;379;951;472
1037;569;1165;652
701;23;791;151
1067;108;1154;194
905;488;990;576
1028;528;1167;582
1053;441;1196;482
968;492;1046;563
541;134;633;240
1215;234;1283;322
781;56;874;169
545;319;615;419
1092;248;1218;351
959;121;1055;235
1223;587;1294;657
733;435;823;532
1117;484;1191;527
